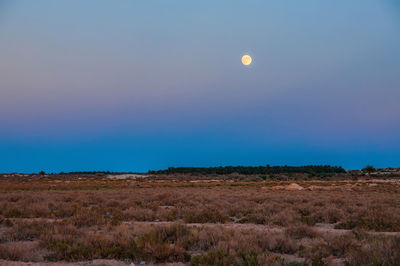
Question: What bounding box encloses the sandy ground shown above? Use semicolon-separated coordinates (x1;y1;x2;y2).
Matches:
106;174;148;180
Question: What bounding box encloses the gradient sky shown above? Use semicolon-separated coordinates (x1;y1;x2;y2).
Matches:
1;0;400;173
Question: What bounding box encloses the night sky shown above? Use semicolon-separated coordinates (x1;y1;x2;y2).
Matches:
1;0;400;172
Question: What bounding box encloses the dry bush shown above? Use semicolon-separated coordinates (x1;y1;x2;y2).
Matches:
135;227;191;262
123;207;156;221
191;249;285;266
335;207;400;232
38;222;301;263
184;208;229;223
71;208;106;227
197;226;225;250
0;241;41;261
3;208;24;218
0;243;27;261
299;233;358;262
40;223;192;262
345;236;400;265
2;220;51;241
271;209;300;226
322;206;344;224
285;225;318;239
262;232;298;254
322;233;358;258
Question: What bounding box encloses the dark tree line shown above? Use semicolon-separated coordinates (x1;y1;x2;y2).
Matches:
148;165;346;175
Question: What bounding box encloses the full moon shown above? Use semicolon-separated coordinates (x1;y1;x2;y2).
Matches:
241;55;252;66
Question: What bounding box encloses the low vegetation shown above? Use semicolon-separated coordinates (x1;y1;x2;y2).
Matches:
0;176;399;265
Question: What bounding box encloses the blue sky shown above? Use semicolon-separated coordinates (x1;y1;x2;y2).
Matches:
1;0;400;172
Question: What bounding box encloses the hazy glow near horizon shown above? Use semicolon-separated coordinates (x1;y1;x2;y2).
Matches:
0;0;400;173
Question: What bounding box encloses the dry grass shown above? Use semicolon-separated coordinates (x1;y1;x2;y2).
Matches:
1;183;399;231
0;178;399;264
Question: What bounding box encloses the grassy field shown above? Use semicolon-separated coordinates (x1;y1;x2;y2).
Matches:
0;177;399;265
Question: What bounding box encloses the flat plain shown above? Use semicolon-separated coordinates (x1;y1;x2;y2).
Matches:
0;175;399;265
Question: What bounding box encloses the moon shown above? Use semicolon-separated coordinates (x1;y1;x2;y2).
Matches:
241;55;252;66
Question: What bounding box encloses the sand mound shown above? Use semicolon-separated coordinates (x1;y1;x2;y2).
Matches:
285;183;304;191
270;185;286;190
266;183;304;191
308;185;335;191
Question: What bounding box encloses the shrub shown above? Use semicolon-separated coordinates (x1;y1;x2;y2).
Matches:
311;255;326;266
71;208;106;227
191;249;231;266
235;250;259;266
300;216;316;226
334;220;358;230
285;225;317;239
4;221;50;241
265;233;298;254
5;208;23;218
5;218;14;227
0;242;39;261
362;165;375;173
184;209;228;223
0;244;27;261
345;237;400;266
191;250;285;266
136;230;189;262
287;262;306;266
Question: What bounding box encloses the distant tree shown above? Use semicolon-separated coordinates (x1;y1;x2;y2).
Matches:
39;171;46;175
149;165;345;175
362;165;375;174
